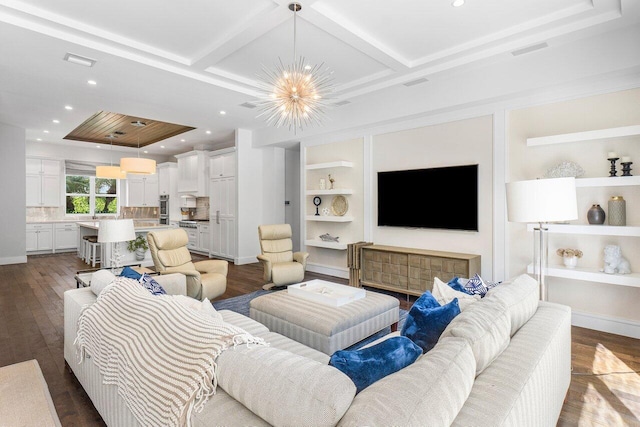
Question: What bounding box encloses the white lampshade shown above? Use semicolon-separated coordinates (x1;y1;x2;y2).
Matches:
506;177;578;223
98;219;136;243
120;157;156;175
96;165;127;179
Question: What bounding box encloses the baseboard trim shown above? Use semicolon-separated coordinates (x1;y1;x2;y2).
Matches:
236;256;258;265
0;256;27;265
306;263;349;279
572;310;640;339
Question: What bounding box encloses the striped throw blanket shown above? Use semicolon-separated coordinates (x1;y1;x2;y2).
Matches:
75;277;266;427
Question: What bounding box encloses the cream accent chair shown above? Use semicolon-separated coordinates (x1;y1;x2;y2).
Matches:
147;228;228;300
257;224;309;289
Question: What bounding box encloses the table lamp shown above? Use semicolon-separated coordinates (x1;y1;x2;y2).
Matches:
98;219;136;269
506;177;578;301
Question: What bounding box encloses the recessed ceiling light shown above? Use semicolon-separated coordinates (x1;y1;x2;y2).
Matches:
160;145;165;148
96;145;101;149
452;0;465;7
43;130;49;133
181;139;186;142
52;119;60;124
63;53;96;67
87;80;97;85
65;105;73;110
219;111;226;115
206;130;211;134
143;150;148;154
36;138;42;141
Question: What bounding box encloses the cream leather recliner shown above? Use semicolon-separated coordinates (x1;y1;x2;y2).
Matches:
147;228;228;300
257;224;309;288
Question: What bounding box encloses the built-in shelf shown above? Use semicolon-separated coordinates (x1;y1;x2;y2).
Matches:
527;264;640;288
527;125;640;146
305;161;354;170
304;240;348;250
305;215;354;222
575;176;640;187
305;189;354;195
526;223;640;237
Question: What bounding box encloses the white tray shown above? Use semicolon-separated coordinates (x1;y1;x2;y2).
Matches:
288;280;365;307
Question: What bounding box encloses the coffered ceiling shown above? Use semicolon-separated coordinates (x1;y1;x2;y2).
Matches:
0;0;639;155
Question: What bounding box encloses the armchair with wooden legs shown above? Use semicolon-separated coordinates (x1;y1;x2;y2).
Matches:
147;228;227;300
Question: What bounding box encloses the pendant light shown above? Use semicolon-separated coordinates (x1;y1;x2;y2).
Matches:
96;135;127;179
120;121;156;174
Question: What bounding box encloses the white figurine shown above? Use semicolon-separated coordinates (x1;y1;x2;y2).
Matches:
603;245;631;274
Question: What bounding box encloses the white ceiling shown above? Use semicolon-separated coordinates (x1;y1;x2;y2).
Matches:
0;0;639;156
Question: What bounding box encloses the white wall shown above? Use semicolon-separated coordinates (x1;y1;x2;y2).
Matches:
508;88;640;338
0;123;27;265
236;129;285;264
372;116;494;278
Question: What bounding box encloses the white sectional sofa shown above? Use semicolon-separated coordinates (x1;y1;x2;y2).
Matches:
64;273;571;426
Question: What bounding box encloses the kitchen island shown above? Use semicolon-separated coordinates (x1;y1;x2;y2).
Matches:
77;221;174;268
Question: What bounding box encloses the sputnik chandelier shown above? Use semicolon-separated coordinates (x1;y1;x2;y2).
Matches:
257;2;334;133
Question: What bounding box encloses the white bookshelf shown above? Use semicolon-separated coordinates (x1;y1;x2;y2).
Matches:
527;264;640;288
526;125;640;146
305;161;354;170
305;189;354;195
526;223;640;237
305;215;354;222
304;240;348;250
575;176;640;187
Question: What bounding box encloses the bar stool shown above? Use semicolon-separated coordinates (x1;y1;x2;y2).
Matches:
83;235;101;267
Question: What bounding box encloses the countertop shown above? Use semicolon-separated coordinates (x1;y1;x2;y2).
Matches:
76;221;173;230
27;218;161;224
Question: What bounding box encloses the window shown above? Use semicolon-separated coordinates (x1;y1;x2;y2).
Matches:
66;175;119;215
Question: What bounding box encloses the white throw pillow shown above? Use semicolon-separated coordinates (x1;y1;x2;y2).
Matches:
174;296;223;320
90;269;116;296
432;277;480;311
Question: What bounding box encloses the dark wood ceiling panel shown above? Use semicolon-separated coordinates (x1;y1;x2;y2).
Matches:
64;111;195;147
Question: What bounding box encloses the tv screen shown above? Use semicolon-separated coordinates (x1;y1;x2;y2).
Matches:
377;164;478;231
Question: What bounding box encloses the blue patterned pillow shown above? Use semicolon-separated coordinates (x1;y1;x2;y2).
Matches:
139;273;166;296
401;291;460;353
462;274;502;297
329;336;422;393
119;266;142;280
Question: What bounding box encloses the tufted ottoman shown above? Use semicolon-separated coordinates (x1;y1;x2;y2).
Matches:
249;287;399;354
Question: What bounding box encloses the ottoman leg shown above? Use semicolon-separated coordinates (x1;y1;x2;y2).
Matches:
391;322;398;332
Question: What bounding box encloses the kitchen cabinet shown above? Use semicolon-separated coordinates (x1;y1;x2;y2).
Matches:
186;228;198;251
198;223;211;253
210;176;236;260
209;152;235;178
126;174;159;207
175;151;208;196
26;158;61;207
54;223;78;251
158;163;177;196
26;223;53;252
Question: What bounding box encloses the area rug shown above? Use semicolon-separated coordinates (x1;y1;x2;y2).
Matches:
213;289;408;350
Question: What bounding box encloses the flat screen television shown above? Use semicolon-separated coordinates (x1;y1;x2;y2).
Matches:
377;164;478;231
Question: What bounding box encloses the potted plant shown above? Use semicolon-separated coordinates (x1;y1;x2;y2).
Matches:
556;248;583;269
127;234;149;261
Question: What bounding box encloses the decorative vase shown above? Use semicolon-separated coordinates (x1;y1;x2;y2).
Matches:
608;196;626;226
135;248;146;261
587;204;605;225
563;256;578;269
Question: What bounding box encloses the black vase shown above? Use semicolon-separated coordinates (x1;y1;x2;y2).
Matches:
587;204;605;225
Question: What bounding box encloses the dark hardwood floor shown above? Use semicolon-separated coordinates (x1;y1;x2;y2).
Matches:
0;252;638;426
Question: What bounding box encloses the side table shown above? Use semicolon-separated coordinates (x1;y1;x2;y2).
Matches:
74;265;154;288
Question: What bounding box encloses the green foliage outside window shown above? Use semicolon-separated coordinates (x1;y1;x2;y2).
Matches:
65;175;119;215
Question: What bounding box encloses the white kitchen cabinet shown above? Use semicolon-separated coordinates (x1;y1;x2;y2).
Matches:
210;176;236;259
26;223;53;252
209;152;236;178
186;228;198;251
198;223;211;253
175;151;208;196
126;174;159;207
158;163;177;196
26;158;61;207
54;223;78;251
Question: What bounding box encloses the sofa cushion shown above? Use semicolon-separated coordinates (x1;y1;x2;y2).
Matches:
441;296;511;375
433;277;480;311
216;346;356;427
402;291;461;353
329;336;422;393
485;273;539;336
337;337;476;427
90;269;116;296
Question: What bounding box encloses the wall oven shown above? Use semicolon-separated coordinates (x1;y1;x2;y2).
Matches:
159;195;169;224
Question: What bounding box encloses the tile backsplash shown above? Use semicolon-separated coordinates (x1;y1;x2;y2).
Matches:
193;197;210;220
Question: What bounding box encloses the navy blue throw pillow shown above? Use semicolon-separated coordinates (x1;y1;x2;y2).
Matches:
139;273;166;296
119;266;142;280
401;291;461;353
329;336;422;393
447;277;471;294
